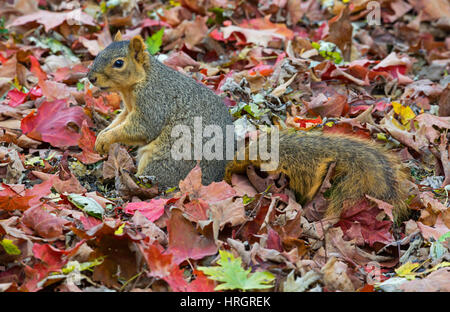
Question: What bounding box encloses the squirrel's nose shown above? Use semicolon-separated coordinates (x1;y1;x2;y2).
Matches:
89;75;97;84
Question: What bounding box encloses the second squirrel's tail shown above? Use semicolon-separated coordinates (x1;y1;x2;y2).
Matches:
224;130;411;224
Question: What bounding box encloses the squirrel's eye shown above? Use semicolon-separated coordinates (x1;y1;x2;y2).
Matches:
113;59;124;68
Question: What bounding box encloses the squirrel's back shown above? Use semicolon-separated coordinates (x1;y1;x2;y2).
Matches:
135;55;231;128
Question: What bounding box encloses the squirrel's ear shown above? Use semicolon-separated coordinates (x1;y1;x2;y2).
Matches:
114;31;123;42
129;35;147;64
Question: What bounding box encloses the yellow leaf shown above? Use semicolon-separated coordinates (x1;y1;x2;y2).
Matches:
114;223;125;235
425;262;450;274
390;116;406;130
392;101;416;125
395;262;420;280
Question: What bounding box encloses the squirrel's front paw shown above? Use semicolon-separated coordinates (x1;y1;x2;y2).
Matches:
95;132;112;155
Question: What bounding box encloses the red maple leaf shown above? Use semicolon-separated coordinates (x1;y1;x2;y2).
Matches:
140;242;174;279
294;116;323;130
26;176;55;207
84;89;113;115
6;89;27;107
0;185;34;211
73;120;104;164
79;215;102;231
0;177;54;211
180;197;210;222
179;165;236;204
29;55;47;82
248;62;274;77
167;209;217;265
21;263;52;292
187;270;216;292
7;86;43;107
337;199;394;246
140;242;215;292
53;63;89;82
21;241;86;292
33;240;86;268
21;99;91;147
266;227;283;252
124;198;168;222
22;204;69;239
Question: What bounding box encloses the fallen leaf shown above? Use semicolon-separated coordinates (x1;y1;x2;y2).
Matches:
31;170;86;194
179;165;237;204
325;6;352;61
325;227;395;267
8;8;96;32
417;216;449;241
321;257;355;292
337;199;394;246
22;204;68;239
102;144;136;179
0;177;54;212
167;208;217;265
230;174;258;197
210;197;247;242
73;120;104;165
21;99;91;148
139;242;215;291
398;268;450;291
124;198;168;223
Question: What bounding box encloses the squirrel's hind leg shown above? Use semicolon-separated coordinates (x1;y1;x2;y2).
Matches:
137;138;198;191
137;137;166;175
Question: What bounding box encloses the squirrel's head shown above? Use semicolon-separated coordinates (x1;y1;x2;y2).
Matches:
87;32;149;91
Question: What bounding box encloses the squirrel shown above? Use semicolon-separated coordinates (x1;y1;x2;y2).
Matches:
88;32;232;189
87;33;410;224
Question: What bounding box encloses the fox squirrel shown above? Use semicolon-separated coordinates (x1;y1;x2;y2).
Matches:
88;32;232;188
88;33;410;223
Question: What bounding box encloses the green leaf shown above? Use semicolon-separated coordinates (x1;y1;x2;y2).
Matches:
25;156;45;167
377;133;388;141
28;36;79;63
430;241;446;262
165;186;177;194
438;231;450;243
62;258;104;274
100;1;107;13
312;40;344;64
0;239;21;255
67;194;104;219
76;82;85;91
197;250;275;291
0;17;9;37
207;7;228;25
231;102;269;119
242;194;254;205
146;28;165;55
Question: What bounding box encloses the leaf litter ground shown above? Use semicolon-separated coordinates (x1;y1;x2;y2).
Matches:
0;0;449;292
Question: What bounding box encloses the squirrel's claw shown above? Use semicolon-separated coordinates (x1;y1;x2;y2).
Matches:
94;132;110;155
